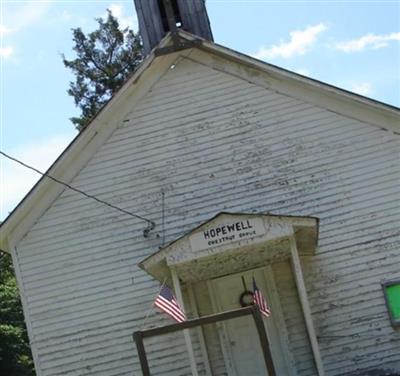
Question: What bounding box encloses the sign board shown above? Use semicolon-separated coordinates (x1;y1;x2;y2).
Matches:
383;281;400;327
190;217;266;252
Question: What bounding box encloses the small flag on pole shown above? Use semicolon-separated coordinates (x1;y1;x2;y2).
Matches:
154;284;186;323
253;277;271;317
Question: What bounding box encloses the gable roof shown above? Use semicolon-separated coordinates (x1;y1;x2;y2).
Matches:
1;30;399;253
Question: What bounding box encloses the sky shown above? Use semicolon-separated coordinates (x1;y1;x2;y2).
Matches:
0;0;399;220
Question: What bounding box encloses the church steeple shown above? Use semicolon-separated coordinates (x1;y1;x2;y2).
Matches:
134;0;213;55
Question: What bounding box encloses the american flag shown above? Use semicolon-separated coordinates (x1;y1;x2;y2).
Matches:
154;285;186;323
253;277;271;317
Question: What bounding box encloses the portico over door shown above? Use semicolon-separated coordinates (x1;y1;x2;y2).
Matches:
138;212;324;376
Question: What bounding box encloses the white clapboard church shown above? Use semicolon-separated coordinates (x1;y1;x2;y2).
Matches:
1;1;400;375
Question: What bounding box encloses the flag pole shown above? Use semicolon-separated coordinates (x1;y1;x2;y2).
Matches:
140;277;167;329
170;268;199;376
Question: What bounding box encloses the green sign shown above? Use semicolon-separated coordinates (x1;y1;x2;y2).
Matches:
384;282;400;326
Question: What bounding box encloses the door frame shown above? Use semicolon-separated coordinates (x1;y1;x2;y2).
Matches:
207;266;295;376
206;279;237;375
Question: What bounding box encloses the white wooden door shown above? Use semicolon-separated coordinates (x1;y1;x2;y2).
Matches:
210;268;292;376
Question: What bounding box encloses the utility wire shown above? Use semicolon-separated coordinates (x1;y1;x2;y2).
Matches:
0;150;155;236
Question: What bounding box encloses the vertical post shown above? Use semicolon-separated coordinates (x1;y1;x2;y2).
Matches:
251;306;276;376
289;236;325;376
171;269;199;376
133;331;151;376
187;284;212;376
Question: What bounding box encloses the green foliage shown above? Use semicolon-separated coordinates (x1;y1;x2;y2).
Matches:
0;251;35;376
63;10;143;131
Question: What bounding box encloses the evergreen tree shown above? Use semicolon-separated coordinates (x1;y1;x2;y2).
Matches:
0;251;35;376
63;10;143;130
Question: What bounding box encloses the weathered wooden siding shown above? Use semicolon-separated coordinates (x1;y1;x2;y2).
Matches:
16;54;400;376
273;261;317;375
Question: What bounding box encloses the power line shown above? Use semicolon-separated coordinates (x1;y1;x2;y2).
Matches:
0;150;156;236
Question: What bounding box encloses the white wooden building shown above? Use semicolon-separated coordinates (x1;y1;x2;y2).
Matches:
1;2;400;375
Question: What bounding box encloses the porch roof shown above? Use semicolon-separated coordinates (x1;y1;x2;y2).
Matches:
139;212;318;283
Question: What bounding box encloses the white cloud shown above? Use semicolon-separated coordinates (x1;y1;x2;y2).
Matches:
351;82;372;96
0;46;14;58
0;135;73;220
336;32;400;52
0;1;52;61
107;4;138;31
253;23;327;60
60;10;73;22
1;1;52;36
0;24;13;37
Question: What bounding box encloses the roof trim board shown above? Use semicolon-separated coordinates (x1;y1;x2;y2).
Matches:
183;35;399;133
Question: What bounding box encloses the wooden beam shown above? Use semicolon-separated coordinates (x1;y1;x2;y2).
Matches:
171;269;199;376
289;236;325;376
251;306;276;376
133;306;275;376
132;331;151;376
137;306;256;337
